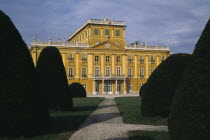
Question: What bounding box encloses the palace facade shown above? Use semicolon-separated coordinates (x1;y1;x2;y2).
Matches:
29;18;170;94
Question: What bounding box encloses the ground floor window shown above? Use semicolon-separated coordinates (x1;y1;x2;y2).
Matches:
104;82;112;92
95;83;99;92
128;83;132;91
117;83;121;92
82;84;86;90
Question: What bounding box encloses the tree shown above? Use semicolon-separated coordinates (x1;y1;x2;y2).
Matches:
69;82;87;97
0;11;49;137
141;53;191;117
36;46;73;111
169;18;210;140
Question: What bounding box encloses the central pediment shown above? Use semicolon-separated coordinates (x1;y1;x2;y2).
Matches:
90;40;126;50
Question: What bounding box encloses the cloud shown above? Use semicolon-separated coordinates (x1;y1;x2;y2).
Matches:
0;0;210;54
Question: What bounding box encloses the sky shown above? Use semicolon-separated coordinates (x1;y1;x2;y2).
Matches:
1;0;210;54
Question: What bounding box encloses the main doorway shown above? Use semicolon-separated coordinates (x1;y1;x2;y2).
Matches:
104;82;113;94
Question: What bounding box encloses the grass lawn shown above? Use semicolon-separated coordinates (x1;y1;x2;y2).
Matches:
128;130;169;140
115;97;168;125
0;97;104;140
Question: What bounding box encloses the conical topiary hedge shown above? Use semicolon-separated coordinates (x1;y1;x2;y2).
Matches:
169;18;210;140
141;53;191;117
69;82;87;98
36;46;73;111
0;11;49;137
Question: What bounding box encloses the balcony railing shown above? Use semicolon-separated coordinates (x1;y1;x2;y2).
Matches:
68;58;74;61
139;59;144;63
150;60;155;63
82;58;87;61
31;40;89;47
92;74;126;80
68;75;74;78
126;44;169;51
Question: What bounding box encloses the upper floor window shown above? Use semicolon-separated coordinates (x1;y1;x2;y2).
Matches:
82;68;87;78
82;54;87;61
94;28;99;35
105;29;109;36
106;67;110;77
128;83;132;91
116;56;120;62
95;67;100;77
162;56;165;61
116;67;121;76
68;54;73;61
116;30;120;36
139;56;144;63
68;68;73;78
151;68;155;73
140;68;144;78
95;56;99;61
128;68;132;78
150;56;155;63
128;55;132;62
106;56;110;62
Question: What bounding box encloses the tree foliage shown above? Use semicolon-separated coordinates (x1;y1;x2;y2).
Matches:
169;18;210;140
0;11;49;137
36;46;73;111
69;82;87;98
141;53;191;117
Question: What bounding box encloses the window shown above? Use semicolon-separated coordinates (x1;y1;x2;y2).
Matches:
140;68;144;78
68;54;73;61
82;68;86;78
151;68;155;73
116;30;120;36
82;54;86;61
128;68;132;78
128;55;132;62
82;84;86;90
140;83;144;87
106;56;110;62
116;67;121;76
95;83;99;92
150;56;155;63
116;56;120;62
68;68;73;78
117;83;121;92
140;56;144;63
95;56;99;61
162;56;165;61
105;29;109;36
128;83;132;91
106;67;110;77
94;28;99;35
95;67;100;77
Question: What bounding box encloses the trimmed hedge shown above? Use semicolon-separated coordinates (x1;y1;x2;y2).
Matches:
141;53;191;117
169;19;210;140
36;47;73;111
69;82;87;97
0;11;49;137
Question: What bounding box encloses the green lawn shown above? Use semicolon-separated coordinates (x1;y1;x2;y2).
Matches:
128;130;169;140
0;97;104;140
115;97;168;125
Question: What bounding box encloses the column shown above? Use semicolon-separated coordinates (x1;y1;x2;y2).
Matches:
101;54;105;76
88;53;93;78
76;53;79;78
156;55;160;67
115;80;118;94
93;80;96;94
32;52;36;66
123;79;127;94
112;54;115;75
134;55;137;78
145;55;149;78
62;53;66;68
102;80;105;94
111;28;114;37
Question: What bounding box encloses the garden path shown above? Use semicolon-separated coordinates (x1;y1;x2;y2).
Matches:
69;97;167;140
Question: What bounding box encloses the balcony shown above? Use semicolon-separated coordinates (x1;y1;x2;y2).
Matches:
68;58;74;61
150;59;155;63
68;75;74;79
82;58;87;62
92;74;126;80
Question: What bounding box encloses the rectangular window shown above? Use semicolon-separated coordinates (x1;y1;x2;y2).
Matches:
106;67;110;77
106;56;110;62
82;68;86;78
117;83;121;92
94;28;99;35
95;56;99;61
82;84;86;90
116;30;120;36
151;68;155;73
95;67;100;77
162;56;165;61
116;67;121;76
68;54;73;61
105;29;109;36
82;54;86;61
128;55;132;62
150;56;155;63
140;68;144;78
140;56;144;63
95;83;99;92
128;83;132;91
128;68;132;78
68;68;73;78
116;56;120;62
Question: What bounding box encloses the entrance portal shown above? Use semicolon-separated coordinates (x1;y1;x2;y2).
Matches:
104;82;113;94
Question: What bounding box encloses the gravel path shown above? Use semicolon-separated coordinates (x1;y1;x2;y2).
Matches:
69;97;168;140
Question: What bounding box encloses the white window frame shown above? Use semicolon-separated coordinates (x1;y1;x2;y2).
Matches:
128;68;132;78
128;83;132;92
106;56;110;62
68;67;73;77
95;67;100;77
95;56;99;61
140;68;144;77
82;84;86;90
116;67;121;76
116;56;120;62
82;68;86;78
106;67;110;77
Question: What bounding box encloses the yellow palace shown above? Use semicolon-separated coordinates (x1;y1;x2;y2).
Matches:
29;18;170;94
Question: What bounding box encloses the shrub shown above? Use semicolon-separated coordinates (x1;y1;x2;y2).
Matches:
169;19;210;140
141;53;191;117
69;82;87;97
0;11;49;137
36;46;73;111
